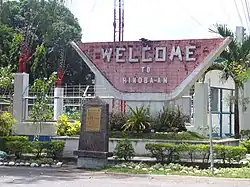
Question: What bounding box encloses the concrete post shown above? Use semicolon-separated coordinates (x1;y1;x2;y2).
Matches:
241;82;250;130
193;82;208;133
235;26;249;131
54;87;64;120
13;73;29;122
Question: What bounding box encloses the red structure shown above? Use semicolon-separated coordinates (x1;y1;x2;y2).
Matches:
77;38;225;93
56;69;64;88
18;43;31;73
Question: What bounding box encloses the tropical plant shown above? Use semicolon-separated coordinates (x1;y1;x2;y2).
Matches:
153;106;188;133
205;24;250;139
29;72;57;138
122;106;151;133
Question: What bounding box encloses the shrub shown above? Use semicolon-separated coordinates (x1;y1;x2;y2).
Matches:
122;106;151;133
56;114;81;136
241;139;250;153
46;141;65;159
214;145;247;164
31;141;65;159
241;130;250;139
4;139;65;160
109;112;128;131
145;143;247;164
114;138;135;161
3;136;28;142
145;143;182;163
69;120;81;135
5;141;32;159
32;141;50;158
0;112;16;136
153;106;188;133
0;136;28;152
109;131;207;140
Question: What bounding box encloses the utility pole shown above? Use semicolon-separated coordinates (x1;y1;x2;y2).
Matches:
208;78;214;174
113;0;124;42
236;26;245;44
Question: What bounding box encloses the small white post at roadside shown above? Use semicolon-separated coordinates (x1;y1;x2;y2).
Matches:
208;78;214;174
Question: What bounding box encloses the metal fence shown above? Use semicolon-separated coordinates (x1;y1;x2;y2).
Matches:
23;84;117;121
0;87;13;113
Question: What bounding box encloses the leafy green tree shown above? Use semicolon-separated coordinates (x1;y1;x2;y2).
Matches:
206;24;250;139
0;25;23;67
0;65;14;89
29;72;57;137
0;0;84;84
32;44;47;79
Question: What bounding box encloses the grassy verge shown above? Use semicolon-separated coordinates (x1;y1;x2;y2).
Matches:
103;162;250;178
109;131;208;140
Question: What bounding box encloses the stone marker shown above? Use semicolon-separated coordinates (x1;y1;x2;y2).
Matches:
73;97;112;169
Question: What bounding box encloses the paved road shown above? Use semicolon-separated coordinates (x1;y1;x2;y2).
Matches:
0;167;250;187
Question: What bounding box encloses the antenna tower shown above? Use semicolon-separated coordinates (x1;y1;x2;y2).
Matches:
113;0;124;42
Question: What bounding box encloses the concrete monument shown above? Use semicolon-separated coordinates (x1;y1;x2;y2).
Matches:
74;97;112;169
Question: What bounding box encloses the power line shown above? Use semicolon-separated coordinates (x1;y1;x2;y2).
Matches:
240;0;250;32
177;0;208;32
234;0;244;26
245;0;250;29
90;0;97;13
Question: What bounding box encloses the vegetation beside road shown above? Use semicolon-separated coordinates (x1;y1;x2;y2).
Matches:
104;162;250;178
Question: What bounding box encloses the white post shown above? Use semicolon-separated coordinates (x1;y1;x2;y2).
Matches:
208;78;214;174
241;81;250;130
193;82;208;133
13;73;29;122
236;26;244;44
236;26;250;132
54;87;64;120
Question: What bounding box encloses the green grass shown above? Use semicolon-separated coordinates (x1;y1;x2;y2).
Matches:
109;131;208;140
103;163;250;178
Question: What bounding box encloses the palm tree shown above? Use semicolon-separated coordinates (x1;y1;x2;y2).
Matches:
205;24;250;139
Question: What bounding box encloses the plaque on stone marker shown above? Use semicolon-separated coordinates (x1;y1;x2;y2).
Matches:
74;97;112;169
85;107;101;132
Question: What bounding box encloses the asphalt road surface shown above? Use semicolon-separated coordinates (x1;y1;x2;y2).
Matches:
0;167;250;187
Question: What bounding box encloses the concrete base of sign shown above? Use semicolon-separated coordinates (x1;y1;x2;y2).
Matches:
77;157;108;169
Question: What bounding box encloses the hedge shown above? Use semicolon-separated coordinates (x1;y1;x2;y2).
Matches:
0;136;65;159
0;136;28;152
145;143;247;164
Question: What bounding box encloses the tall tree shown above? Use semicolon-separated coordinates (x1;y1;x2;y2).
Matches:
0;0;83;83
0;24;23;68
206;24;250;139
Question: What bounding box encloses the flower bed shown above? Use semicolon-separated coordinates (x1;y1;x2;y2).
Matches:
104;162;250;178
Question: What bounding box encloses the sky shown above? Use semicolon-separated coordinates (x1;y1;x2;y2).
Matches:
66;0;250;42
